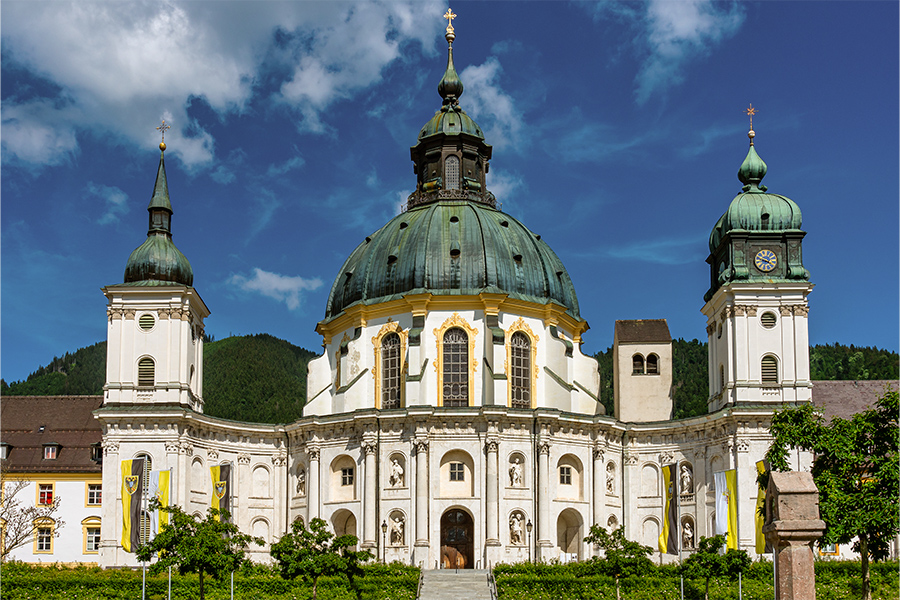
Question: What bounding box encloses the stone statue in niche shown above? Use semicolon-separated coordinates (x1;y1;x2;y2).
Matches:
680;464;693;494
389;459;404;487
390;515;404;545
509;513;524;546
606;463;615;494
509;457;523;487
296;468;306;496
682;521;694;549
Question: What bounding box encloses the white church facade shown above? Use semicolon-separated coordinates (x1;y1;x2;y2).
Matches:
96;20;814;569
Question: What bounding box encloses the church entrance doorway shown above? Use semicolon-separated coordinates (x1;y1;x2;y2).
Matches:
440;508;474;568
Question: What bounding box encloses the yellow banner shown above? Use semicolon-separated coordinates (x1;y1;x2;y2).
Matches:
121;458;144;552
726;469;738;551
755;460;767;553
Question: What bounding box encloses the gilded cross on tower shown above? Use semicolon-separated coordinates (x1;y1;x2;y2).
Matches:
444;8;457;32
156;119;171;150
744;104;757;144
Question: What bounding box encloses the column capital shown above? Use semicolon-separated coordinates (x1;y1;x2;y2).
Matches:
485;437;499;453
306;445;321;461
538;440;551;456
362;440;377;456
413;438;429;454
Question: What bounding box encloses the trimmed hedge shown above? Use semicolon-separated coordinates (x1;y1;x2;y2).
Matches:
0;562;419;600
494;560;899;600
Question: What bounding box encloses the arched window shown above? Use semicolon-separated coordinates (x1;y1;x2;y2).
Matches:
761;355;778;383
137;357;155;387
445;156;460;190
140;510;151;545
632;354;644;374
646;354;659;375
442;328;468;406
381;333;401;409
510;332;531;409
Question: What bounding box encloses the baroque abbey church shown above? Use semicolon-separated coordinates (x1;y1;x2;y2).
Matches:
96;17;815;569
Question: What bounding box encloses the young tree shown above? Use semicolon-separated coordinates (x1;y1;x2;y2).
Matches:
583;525;654;600
0;479;65;561
270;517;373;600
681;534;751;600
765;388;899;600
135;502;263;600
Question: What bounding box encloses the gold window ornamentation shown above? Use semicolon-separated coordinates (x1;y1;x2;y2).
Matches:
372;320;408;410
33;518;55;554
82;517;102;554
505;317;539;409
434;313;478;407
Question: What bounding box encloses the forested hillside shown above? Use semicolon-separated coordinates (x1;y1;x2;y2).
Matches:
1;335;318;424
595;340;898;419
3;337;895;423
202;334;316;423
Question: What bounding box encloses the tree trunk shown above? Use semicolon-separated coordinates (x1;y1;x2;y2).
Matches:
313;576;319;600
705;576;710;600
615;576;620;600
860;536;871;600
199;569;205;600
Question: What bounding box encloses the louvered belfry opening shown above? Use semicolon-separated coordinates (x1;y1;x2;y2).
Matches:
442;328;468;406
632;354;645;374
646;354;659;375
761;355;778;383
510;331;531;409
137;358;155;387
381;333;401;409
761;312;777;328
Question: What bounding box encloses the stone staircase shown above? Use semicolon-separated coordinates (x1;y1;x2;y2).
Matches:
417;569;495;600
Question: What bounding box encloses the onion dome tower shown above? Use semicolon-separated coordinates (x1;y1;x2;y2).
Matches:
102;127;209;412
702;107;813;412
309;13;600;420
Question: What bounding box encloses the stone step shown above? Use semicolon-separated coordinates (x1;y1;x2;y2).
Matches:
418;569;494;600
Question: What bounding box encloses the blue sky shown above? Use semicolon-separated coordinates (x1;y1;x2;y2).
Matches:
2;1;897;383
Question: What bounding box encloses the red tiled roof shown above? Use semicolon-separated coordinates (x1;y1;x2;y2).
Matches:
614;319;671;343
810;380;898;422
1;396;103;473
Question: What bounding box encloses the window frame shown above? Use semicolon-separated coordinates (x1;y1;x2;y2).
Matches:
86;483;102;506
137;356;155;387
33;519;55;554
434;313;478;408
43;445;58;460
646;353;659;375
506;318;539;409
372;321;407;410
559;465;573;486
37;483;55;506
82;517;102;554
449;462;465;482
341;467;354;487
632;353;645;375
761;355;779;383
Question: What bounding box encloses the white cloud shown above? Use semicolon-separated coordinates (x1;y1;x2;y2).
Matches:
266;156;305;178
228;267;322;310
85;182;130;225
486;169;525;205
1;1;443;168
588;0;744;104
459;57;524;149
598;233;708;265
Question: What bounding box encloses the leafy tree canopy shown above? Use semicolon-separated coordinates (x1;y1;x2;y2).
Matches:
681;534;751;600
584;524;653;600
764;388;899;600
270;517;373;600
136;503;263;600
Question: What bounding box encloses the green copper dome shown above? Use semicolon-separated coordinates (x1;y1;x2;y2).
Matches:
323;201;580;321
709;144;803;252
123;148;193;286
418;105;484;141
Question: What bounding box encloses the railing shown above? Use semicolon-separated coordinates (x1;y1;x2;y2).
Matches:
415;569;424;600
487;566;498;600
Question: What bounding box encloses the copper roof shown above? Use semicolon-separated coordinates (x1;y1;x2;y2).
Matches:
614;319;671;344
1;396;103;473
810;380;898;422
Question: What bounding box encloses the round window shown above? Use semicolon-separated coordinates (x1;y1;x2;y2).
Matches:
760;312;777;329
139;314;155;331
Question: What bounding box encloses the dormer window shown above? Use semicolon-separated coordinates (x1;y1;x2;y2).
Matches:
43;444;59;460
1;443;9;460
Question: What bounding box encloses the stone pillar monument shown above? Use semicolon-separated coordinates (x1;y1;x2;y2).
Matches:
762;471;826;600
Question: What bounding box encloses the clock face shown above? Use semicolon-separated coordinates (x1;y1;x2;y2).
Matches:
754;249;777;272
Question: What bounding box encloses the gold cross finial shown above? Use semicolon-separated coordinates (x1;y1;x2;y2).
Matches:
156;119;171;151
744;104;757;144
444;8;457;32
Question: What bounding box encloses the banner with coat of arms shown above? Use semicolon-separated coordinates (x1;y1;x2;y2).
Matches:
121;458;145;553
210;464;231;521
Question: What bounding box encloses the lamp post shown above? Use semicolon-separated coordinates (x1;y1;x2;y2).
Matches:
381;520;388;564
526;519;533;563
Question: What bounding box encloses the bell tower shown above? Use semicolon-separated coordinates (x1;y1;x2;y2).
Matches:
102;128;209;411
702;110;813;412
